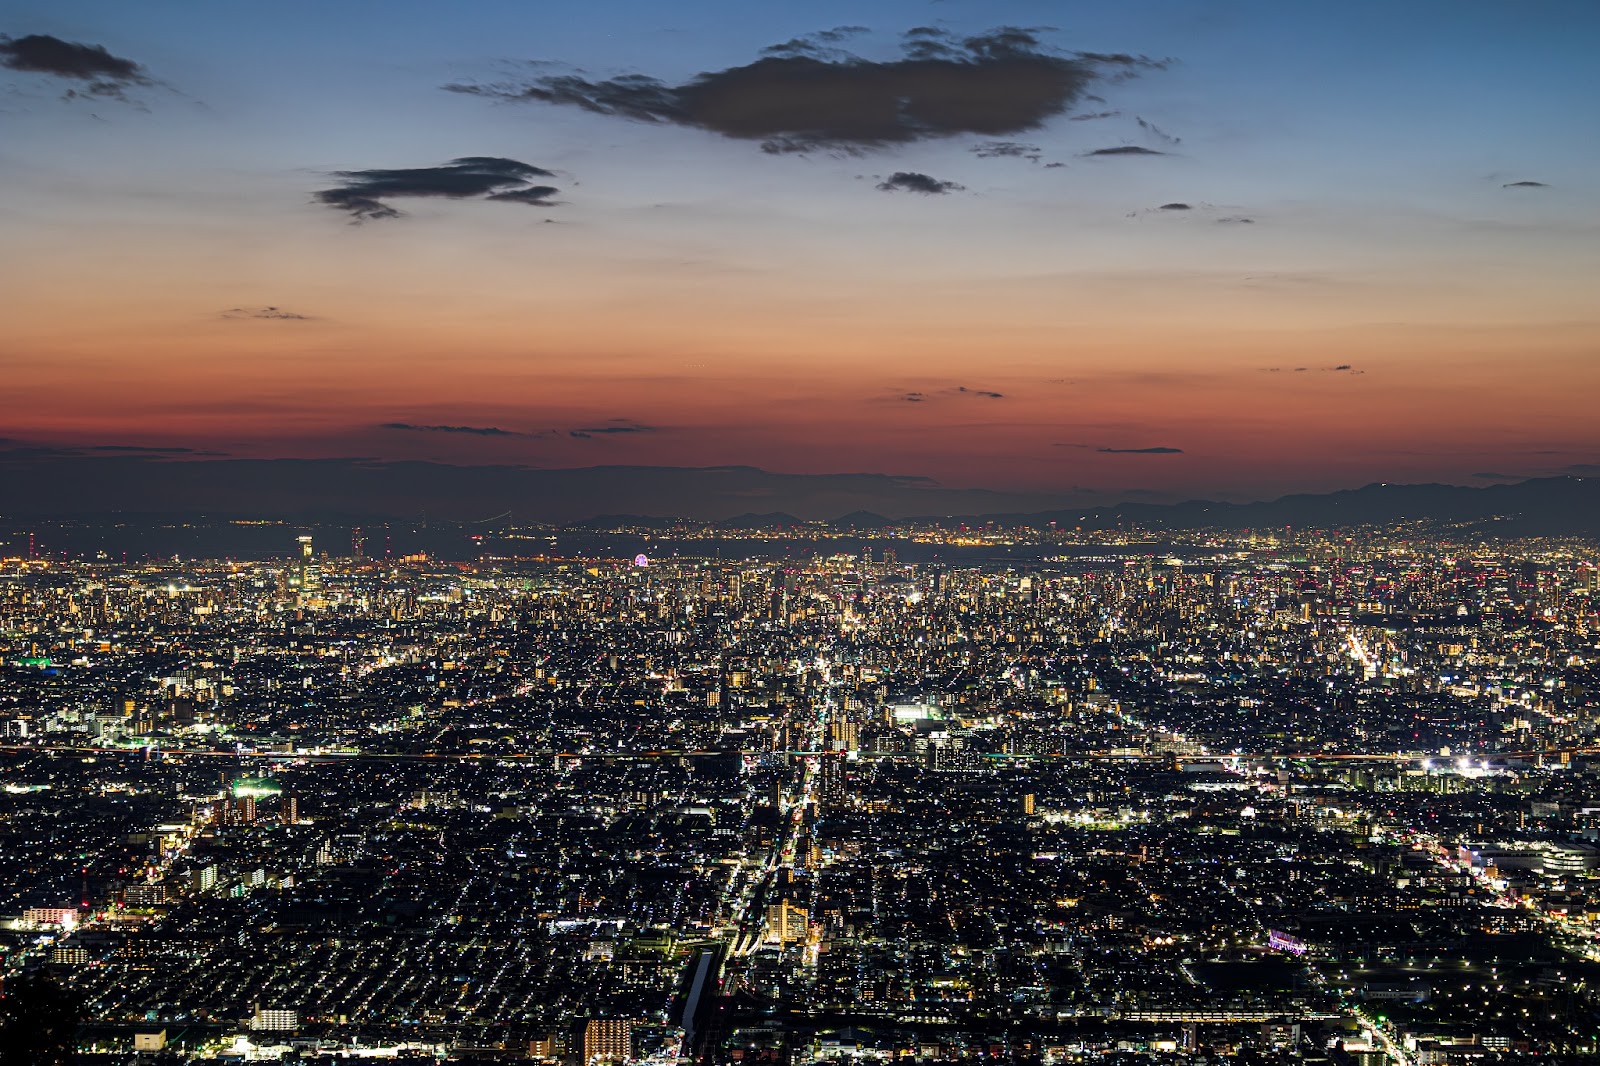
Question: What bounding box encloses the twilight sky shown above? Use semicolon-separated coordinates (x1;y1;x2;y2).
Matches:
2;0;1598;514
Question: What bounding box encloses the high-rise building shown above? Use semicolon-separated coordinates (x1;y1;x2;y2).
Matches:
818;753;847;808
583;1018;633;1063
294;535;318;601
529;1032;566;1060
251;1007;298;1032
765;899;809;945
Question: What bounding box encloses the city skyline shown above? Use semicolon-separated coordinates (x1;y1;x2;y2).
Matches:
3;1;1599;513
9;8;1600;1060
4;526;1600;1062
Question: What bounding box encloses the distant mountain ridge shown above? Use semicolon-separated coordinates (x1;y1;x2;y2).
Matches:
713;511;804;530
927;476;1600;537
1;444;1595;536
832;510;896;530
575;477;1599;537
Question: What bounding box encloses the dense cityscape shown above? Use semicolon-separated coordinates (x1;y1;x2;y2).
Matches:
6;0;1597;1062
3;522;1599;1063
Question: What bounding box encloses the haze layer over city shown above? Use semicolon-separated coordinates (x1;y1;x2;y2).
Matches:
1;2;1599;1064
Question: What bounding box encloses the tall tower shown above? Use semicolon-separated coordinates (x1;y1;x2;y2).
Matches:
295;536;316;603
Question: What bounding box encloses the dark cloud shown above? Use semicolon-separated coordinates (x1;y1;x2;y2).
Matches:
895;386;1003;402
1265;364;1362;375
877;171;964;194
1130;203;1260;225
760;26;871;60
486;186;565;205
1086;145;1167;156
0;33;150;99
1135;115;1180;145
971;140;1041;161
1069;110;1119;121
1074;52;1155;68
569;423;658;439
1469;468;1596;482
1043;161;1067;168
896;382;1004;403
1502;180;1548;188
381;422;520;437
0;445;85;461
1097;446;1183;454
315;157;561;222
221;306;314;321
0;442;224;460
446;27;1165;154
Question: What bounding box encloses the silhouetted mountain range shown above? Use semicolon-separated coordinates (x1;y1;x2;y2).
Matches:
934;476;1600;536
0;454;1075;523
832;510;896;530
712;512;805;530
0;444;1595;536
